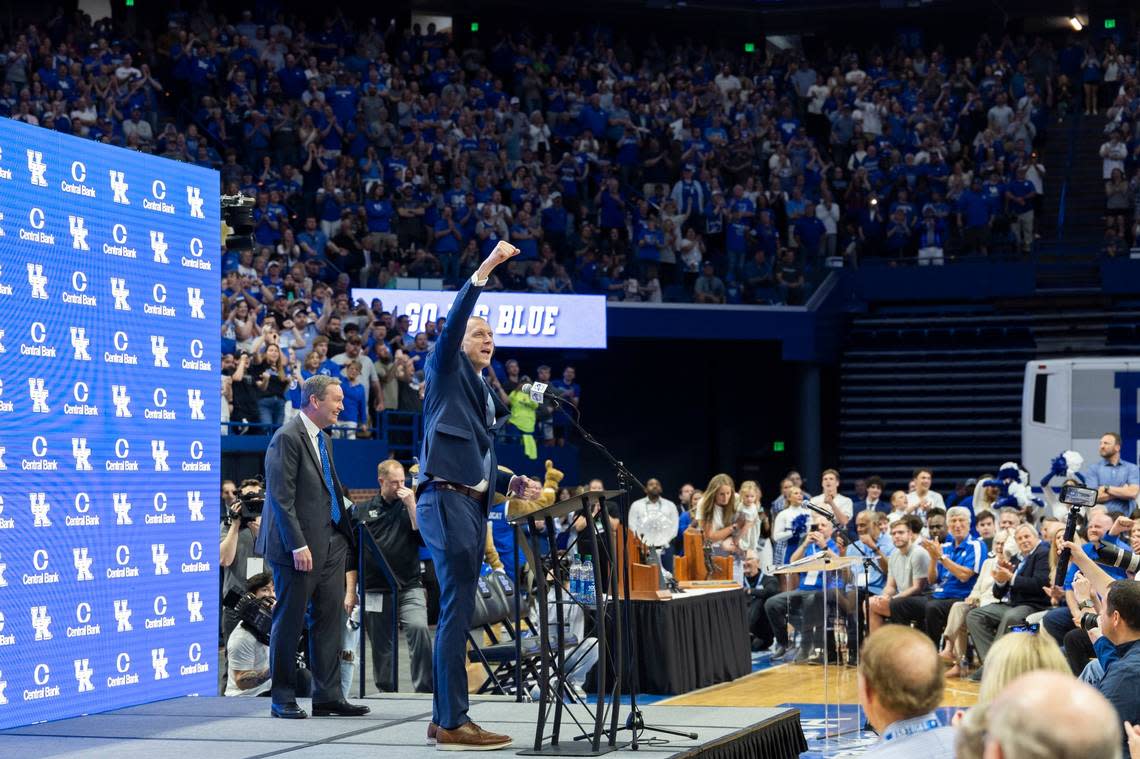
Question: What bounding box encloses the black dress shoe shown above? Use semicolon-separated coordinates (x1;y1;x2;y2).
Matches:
271;702;308;719
312;700;371;717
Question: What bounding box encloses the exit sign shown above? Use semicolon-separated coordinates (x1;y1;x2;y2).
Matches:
773;441;785;452
470;22;479;32
744;42;756;53
1104;18;1116;29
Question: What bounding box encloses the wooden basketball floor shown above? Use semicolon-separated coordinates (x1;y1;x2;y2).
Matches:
660;661;980;709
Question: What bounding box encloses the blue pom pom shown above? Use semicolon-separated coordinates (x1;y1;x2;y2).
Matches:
1049;455;1068;478
791;514;808;534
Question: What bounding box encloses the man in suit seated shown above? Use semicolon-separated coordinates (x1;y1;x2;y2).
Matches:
965;522;1052;679
416;240;542;751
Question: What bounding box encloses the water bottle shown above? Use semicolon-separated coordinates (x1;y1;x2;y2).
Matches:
569;556;581;600
733;556;744;585
582;556;596;604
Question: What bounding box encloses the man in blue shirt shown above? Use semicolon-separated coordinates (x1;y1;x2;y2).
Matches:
845;511;894;664
764;515;842;663
1005;166;1037;254
1084;432;1140;516
857;626;955;758
890;506;983;645
956;177;992;255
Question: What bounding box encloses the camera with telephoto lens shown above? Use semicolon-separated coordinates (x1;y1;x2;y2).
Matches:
223;588;274;646
1093;541;1140;575
1081;612;1100;632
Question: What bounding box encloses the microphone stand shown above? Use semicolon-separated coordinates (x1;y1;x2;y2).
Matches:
547;393;698;747
802;501;842;530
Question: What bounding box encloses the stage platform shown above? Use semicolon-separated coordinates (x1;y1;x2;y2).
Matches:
0;694;806;759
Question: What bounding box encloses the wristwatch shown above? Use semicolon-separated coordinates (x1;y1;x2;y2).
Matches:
1079;600;1094;610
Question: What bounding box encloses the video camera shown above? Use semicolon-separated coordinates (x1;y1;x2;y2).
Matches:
222;588;274;646
223;478;265;526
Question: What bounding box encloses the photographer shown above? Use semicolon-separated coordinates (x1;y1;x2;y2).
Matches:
220;478;266;645
353;459;432;693
225;572;312;698
1064;548;1140;753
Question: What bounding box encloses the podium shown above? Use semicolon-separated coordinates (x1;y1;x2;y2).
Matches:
672;528;736;588
509;490;627;756
773;551;861;756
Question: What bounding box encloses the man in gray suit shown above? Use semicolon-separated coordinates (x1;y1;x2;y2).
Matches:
257;374;369;719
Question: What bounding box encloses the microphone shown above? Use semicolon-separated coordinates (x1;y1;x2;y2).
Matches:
802;500;841;528
520;382;564;405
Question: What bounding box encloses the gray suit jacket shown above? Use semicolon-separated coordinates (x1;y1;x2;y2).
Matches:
257;415;355;570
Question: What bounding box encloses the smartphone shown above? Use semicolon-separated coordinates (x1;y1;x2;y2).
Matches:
1060;485;1098;508
1008;623;1039;634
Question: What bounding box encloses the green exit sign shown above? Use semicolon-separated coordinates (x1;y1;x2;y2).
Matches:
470;22;479;32
772;441;785;452
744;42;756;53
125;0;134;5
1104;18;1116;29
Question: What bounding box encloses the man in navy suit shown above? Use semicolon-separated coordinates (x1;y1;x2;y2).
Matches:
258;374;369;719
417;240;542;750
965;522;1052;668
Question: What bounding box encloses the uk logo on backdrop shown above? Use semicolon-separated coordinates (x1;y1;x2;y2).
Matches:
0;116;219;731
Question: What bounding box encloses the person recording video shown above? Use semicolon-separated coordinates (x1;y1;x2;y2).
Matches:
225;572;314;698
220;478;267;645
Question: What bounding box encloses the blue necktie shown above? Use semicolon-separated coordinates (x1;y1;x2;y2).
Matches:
317;434;340;525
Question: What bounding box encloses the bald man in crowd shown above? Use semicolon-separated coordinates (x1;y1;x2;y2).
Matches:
857;625;954;757
972;671;1121;759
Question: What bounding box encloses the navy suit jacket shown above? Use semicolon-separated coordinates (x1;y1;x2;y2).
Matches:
994;541;1051;609
418;278;512;511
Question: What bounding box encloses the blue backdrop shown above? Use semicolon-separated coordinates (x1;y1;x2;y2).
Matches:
0;119;220;728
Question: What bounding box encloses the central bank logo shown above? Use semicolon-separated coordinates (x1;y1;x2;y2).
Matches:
151;440;169;471
73;548;94;581
111;278;130;310
112;385;131;417
0;670;7;705
72;437;92;470
151;335;169;367
74;659;94;693
28;377;50;413
150;230;169;263
0;551;6;586
27;263;47;299
27;149;47;187
187;185;205;218
110;170;129;204
69;215;89;250
31;605;52;640
151;648;169;680
70;327;91;361
151;543;170;575
30;492;50;527
113;492;132;525
114;599;132;632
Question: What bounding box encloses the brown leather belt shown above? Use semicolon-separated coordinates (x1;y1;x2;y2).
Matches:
431;481;484;501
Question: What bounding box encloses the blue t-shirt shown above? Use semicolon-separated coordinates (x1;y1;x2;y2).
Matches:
799;540;842;591
958;190;991;228
932;537;984;599
845;534;895;594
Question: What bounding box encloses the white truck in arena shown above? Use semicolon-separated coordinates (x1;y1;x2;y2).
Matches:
1022;358;1140;474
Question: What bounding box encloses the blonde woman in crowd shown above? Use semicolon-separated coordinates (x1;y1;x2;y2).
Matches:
699;473;740;551
953;632;1071;759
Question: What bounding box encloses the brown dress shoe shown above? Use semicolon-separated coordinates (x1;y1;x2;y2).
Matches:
436;721;512;751
427;722;438;745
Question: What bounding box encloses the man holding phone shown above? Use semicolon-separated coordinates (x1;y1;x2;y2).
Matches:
764;516;841;663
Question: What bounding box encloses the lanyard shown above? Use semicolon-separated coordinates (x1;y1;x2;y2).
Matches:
881;717;941;742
